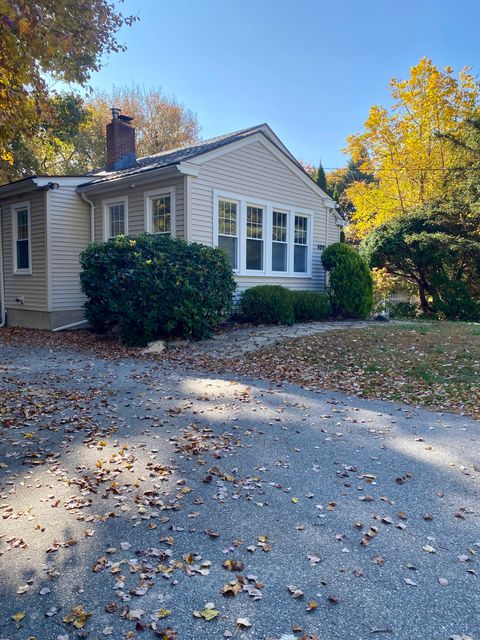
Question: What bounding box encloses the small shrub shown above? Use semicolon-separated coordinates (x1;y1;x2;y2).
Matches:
291;290;331;322
322;243;373;318
389;301;418;319
239;285;295;326
80;234;236;346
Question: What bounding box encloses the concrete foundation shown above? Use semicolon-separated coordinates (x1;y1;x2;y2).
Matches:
6;308;86;330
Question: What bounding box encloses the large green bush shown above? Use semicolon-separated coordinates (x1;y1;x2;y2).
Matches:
322;243;373;318
291;290;331;322
80;234;236;345
239;285;295;326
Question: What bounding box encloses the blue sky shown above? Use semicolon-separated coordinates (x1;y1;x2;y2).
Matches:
89;0;480;168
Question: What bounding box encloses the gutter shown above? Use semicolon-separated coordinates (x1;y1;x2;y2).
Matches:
80;192;95;242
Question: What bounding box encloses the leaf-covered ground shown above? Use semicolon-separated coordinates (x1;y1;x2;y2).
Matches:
202;322;480;421
0;330;479;639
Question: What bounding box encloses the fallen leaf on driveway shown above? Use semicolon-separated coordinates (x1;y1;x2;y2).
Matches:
63;605;92;628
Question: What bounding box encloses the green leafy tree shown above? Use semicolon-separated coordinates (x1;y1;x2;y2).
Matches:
361;206;480;319
0;93;92;182
315;160;328;192
327;156;374;219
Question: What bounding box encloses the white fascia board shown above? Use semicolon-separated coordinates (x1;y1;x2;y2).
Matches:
77;165;181;194
34;177;88;187
177;162;200;177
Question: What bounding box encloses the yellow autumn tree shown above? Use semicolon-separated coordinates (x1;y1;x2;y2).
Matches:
0;0;136;168
346;58;478;238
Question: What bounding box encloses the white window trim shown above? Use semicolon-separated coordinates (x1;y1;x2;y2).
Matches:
216;196;240;271
213;189;313;278
102;196;128;241
271;208;290;274
12;201;32;275
144;186;176;236
292;213;311;277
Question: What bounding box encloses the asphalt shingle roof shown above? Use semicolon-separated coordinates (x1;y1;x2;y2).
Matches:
79;124;269;188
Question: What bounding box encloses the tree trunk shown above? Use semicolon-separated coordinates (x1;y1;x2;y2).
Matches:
418;284;432;314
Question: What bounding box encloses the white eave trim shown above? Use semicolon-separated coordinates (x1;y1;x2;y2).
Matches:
76;165;181;194
177;161;199;177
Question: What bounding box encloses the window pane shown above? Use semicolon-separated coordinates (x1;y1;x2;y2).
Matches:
294;215;308;245
219;235;237;269
272;242;287;271
16;239;29;270
246;238;263;270
218;200;237;236
109;203;125;237
247;206;263;239
272;211;287;242
152;195;171;234
17;210;29;240
294;244;308;273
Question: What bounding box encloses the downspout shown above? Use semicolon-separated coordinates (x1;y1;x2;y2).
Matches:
80;192;95;242
0;207;5;327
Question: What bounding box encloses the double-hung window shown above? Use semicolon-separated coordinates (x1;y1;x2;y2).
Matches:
214;191;311;277
145;188;175;236
13;202;31;273
246;205;264;271
294;214;308;273
103;197;128;240
272;210;288;272
218;199;238;269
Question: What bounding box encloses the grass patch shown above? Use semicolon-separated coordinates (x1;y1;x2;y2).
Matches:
226;322;480;420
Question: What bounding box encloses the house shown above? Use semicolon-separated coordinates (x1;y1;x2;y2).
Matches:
0;110;346;330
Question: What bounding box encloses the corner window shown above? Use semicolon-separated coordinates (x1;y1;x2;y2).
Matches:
145;188;175;236
246;205;264;271
103;197;128;240
272;210;288;272
294;215;308;273
218;199;238;269
12;202;31;273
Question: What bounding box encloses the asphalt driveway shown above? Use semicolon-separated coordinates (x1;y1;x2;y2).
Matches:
0;339;478;640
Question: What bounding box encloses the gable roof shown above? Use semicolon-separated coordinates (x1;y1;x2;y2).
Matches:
78;123;312;190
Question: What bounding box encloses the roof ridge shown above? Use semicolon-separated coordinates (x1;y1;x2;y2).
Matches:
136;123;267;163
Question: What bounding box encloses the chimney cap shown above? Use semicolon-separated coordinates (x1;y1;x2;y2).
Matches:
119;114;134;123
111;107;121;119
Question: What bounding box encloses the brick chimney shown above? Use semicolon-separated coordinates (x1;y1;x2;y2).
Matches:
106;107;136;171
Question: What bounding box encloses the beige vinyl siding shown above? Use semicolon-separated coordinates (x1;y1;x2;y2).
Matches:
190;140;332;292
49;186;90;311
91;176;184;242
1;190;48;311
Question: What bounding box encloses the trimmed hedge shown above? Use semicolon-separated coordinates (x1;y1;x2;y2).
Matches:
322;243;373;319
239;285;295;326
291;290;331;321
80;234;236;345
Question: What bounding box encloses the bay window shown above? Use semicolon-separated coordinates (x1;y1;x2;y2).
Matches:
218;199;238;269
246;205;264;271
